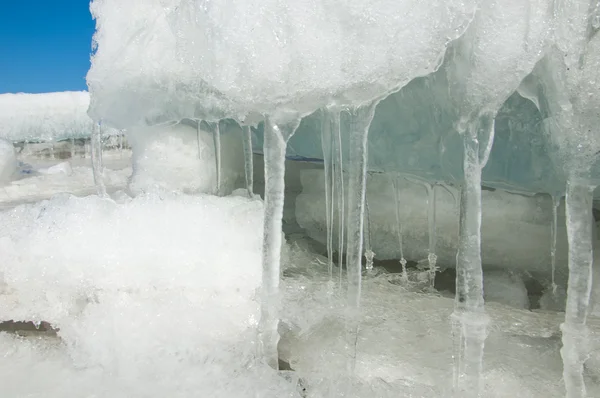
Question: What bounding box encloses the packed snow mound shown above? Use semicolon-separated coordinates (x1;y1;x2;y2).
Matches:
0;92;119;142
87;0;477;128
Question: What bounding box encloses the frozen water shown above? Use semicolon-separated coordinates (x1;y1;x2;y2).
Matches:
87;0;477;126
0;139;17;185
0;92;120;142
127;121;244;196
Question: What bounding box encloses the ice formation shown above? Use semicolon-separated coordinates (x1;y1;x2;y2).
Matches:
0;0;597;396
0;92;119;142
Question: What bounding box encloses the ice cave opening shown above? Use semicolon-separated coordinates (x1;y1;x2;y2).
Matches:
1;1;600;397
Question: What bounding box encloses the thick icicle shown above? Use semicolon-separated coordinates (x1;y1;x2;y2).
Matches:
452;113;495;397
258;114;301;369
426;184;438;288
560;181;595;398
550;194;561;295
392;177;408;282
212;121;222;196
364;196;375;272
321;109;336;279
91;122;107;197
344;102;378;373
242;125;255;197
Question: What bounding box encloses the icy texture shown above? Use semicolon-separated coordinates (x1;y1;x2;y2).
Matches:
295;170;572;276
127;122;243;196
87;0;477;127
0;139;17;185
0;92;119;142
482;270;529;309
0;193;301;398
91;123;106;197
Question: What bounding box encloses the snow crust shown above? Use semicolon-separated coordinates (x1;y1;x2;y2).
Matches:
0;92;119;142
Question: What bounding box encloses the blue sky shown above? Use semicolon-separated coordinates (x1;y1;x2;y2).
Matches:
0;1;95;94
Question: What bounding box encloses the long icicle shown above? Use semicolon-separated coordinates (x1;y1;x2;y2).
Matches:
345;102;378;374
427;184;438;288
259;115;301;369
242;125;255;197
550;193;560;295
392;177;408;282
332;110;345;287
560;180;596;398
210;121;222;196
91;122;107;197
321;109;335;280
452;113;495;397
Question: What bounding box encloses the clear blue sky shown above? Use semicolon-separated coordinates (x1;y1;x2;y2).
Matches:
0;1;95;94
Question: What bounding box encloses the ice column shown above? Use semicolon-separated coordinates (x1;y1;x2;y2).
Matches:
91;122;106;197
259;114;301;369
561;181;596;397
452;113;495;397
333;111;344;286
344;102;378;372
321;109;336;279
242;125;254;197
364;197;375;272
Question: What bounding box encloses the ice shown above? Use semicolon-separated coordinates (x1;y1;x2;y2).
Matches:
0;92;120;142
0;139;17;185
87;0;477;127
91;122;106;197
296;170;572;276
259;116;302;368
209;121;222;195
242;125;255;196
127;121;243;196
0;192;304;397
483;270;529;310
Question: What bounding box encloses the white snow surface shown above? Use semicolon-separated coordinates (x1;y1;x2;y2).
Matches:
87;0;477;128
0;92;119;142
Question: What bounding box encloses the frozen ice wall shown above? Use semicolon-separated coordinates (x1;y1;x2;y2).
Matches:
0;92;119;142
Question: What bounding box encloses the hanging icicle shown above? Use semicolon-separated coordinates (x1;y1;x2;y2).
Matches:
242;125;255;197
91;122;107;197
426;184;438;288
258;114;301;370
212;121;222;196
452;113;495;397
332;110;344;287
344;101;378;374
560;180;596;398
392;177;408;283
550;193;561;295
364;196;375;272
321;109;336;280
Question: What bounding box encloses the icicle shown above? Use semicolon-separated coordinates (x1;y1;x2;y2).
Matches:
91;122;107;197
426;184;438;288
344;101;378;374
392;177;408;282
452;113;495;397
242;125;255;197
212;121;222;196
330;110;344;287
70;137;75;159
321;109;336;280
550;194;561;295
560;180;595;398
364;196;375;272
258;114;301;370
119;132;124;156
50;142;55;160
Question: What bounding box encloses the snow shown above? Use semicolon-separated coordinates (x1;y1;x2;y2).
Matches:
0;92;120;142
0;139;17;184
